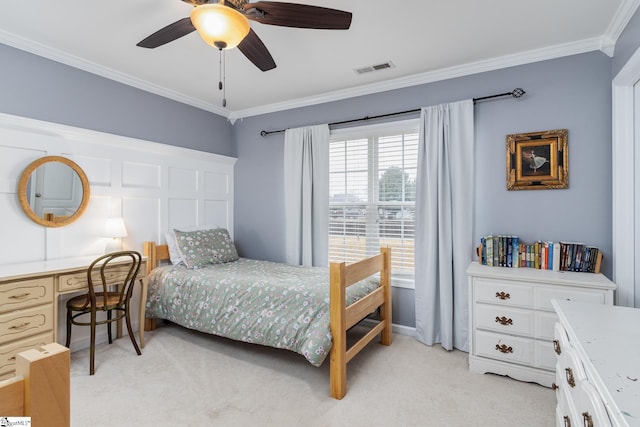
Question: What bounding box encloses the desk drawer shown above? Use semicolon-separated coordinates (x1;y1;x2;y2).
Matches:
0;277;53;314
0;332;53;378
0;304;54;344
58;264;143;293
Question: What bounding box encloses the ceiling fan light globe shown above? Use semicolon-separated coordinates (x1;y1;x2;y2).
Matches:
190;3;250;50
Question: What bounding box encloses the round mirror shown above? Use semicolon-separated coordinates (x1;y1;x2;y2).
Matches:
17;156;90;227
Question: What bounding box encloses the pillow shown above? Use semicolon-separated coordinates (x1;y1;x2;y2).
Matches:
165;224;218;265
174;228;239;269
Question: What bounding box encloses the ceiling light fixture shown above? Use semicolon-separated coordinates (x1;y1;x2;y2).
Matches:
190;1;250;50
189;1;251;108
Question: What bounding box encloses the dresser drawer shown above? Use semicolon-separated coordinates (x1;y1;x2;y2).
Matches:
0;332;54;378
474;304;533;337
473;278;533;308
578;381;613;427
0;277;53;314
555;365;579;427
536;339;556;371
58;262;144;293
474;330;534;366
534;286;606;311
534;311;557;341
0;304;54;344
558;345;587;409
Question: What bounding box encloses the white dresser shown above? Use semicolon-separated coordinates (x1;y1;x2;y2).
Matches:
552;300;640;427
466;263;616;387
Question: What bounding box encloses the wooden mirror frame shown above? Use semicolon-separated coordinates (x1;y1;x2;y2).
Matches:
17;156;91;227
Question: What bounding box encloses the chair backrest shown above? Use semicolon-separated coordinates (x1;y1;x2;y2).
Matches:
86;251;142;310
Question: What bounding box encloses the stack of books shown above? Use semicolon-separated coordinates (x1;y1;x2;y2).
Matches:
477;235;603;273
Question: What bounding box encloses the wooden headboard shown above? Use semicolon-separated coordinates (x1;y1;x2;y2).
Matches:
143;242;170;276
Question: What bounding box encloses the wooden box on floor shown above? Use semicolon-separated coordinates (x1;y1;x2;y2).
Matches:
0;343;70;427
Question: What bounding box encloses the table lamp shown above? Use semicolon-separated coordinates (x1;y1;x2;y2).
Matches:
104;217;127;253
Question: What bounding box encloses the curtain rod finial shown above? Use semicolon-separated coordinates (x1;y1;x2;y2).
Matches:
512;88;526;98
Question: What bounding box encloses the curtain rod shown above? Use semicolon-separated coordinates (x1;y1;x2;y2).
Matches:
259;88;525;137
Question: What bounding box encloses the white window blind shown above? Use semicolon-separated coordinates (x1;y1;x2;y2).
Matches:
329;121;418;286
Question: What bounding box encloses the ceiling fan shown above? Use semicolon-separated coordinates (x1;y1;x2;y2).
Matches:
136;0;353;72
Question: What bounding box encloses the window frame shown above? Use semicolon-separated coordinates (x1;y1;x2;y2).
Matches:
329;119;419;289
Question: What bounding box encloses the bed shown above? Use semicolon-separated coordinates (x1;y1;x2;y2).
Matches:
142;239;392;400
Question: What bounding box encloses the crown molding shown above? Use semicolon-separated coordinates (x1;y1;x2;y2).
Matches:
228;37;603;121
602;0;640;57
0;29;230;118
0;27;616;122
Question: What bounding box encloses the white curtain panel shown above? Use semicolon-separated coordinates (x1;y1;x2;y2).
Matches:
283;124;330;267
415;99;474;351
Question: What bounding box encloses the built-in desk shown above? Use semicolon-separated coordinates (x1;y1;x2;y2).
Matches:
0;256;146;379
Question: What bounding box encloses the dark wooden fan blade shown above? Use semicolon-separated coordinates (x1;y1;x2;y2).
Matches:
136;17;196;48
244;2;352;29
237;28;277;71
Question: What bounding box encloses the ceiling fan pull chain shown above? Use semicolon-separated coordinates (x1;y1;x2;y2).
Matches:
218;48;223;92
217;47;227;108
222;49;227;108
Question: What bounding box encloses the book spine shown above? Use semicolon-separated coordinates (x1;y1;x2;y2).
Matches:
486;235;494;267
512;236;519;268
594;249;602;273
507;236;513;268
552;242;561;272
493;235;498;267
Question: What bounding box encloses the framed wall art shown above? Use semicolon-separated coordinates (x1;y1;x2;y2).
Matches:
506;129;568;190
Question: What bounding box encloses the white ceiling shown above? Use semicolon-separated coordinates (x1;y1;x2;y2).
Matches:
0;1;637;121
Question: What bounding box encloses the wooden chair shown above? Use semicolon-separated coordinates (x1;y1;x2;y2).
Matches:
65;251;142;375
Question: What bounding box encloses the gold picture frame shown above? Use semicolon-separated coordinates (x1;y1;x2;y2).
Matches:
506;129;568;190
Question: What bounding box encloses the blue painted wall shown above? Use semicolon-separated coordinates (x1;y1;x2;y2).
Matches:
233;52;613;327
0;40;618;328
0;43;233;156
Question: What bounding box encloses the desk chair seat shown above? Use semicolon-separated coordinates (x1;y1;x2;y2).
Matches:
65;251;142;375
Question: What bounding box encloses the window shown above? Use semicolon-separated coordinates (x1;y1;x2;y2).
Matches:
329;120;418;287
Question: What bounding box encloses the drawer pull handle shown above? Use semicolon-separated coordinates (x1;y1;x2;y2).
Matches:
495;344;513;354
9;356;16;362
9;292;32;299
495;291;511;300
564;415;572;427
582;412;593;427
565;367;576;388
9;322;31;330
495;316;513;326
553;339;562;355
551;382;558;391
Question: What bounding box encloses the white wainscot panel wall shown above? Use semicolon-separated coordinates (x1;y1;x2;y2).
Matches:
0;113;236;263
1;113;236;352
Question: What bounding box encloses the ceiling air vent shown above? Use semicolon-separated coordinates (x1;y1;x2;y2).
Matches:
354;61;395;75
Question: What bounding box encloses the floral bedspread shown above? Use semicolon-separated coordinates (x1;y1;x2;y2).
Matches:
145;258;379;366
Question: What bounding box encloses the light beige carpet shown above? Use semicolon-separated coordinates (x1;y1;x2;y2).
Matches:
70;324;555;426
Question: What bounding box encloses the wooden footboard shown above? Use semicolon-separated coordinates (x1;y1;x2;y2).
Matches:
142;241;392;400
329;247;392;399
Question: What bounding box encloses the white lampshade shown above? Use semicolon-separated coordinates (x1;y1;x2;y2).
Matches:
104;217;128;238
190;2;250;50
